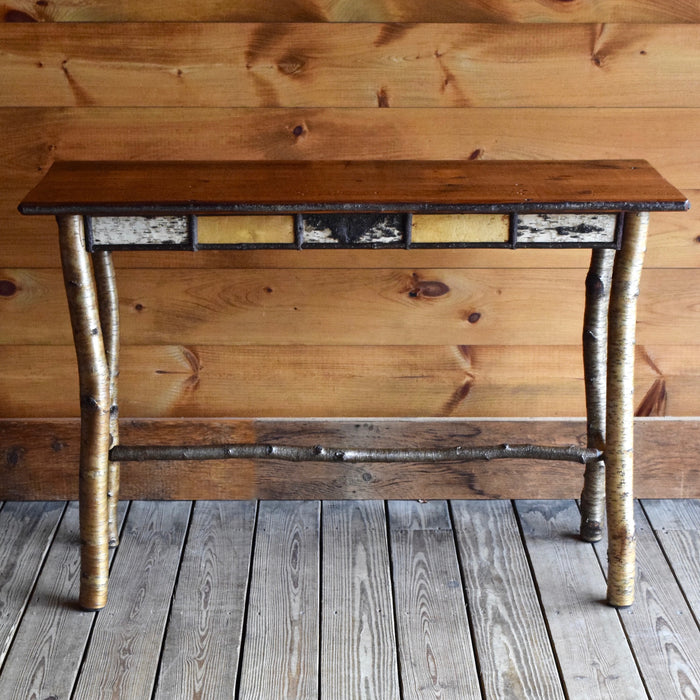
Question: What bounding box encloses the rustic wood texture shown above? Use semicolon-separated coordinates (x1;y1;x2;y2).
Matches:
155;501;256;700
71;500;191;699
3;344;699;418
3;1;699;22
3;498;700;698
19;160;687;214
2;11;698;504
517;500;648;697
2;418;699;501
238;500;320;700
452;499;565;698
0;501;127;700
0;501;65;666
3;268;699;347
0;501;700;700
642;500;700;619
387;500;481;698
3;24;700;108
321;500;400;699
593;501;700;698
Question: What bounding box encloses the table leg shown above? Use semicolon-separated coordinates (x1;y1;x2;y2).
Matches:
93;251;120;548
605;211;649;607
58;215;111;610
580;249;614;542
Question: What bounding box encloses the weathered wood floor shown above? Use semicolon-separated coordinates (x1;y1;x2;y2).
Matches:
1;499;699;699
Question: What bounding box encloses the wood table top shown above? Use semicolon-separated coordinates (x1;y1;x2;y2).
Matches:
19;160;688;216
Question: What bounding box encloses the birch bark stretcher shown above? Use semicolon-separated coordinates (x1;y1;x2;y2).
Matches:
19;159;688;610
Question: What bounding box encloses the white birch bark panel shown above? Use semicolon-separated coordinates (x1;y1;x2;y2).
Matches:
89;216;188;246
302;214;404;246
517;213;617;244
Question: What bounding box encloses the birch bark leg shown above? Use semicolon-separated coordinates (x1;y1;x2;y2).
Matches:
93;251;120;548
605;211;649;608
58;215;111;610
580;249;614;542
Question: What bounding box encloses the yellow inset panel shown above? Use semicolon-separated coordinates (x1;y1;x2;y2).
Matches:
412;214;509;243
198;215;295;245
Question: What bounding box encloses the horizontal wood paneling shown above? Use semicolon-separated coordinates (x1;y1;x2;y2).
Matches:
2;24;698;108
2;267;698;346
2;14;697;500
2;418;698;500
0;344;696;418
2;1;698;23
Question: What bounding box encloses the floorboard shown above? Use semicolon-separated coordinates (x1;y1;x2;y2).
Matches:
452;500;564;699
154;500;257;700
0;499;698;699
0;502;126;700
516;500;647;699
321;500;400;700
0;501;65;667
238;500;320;700
72;500;191;700
388;500;481;699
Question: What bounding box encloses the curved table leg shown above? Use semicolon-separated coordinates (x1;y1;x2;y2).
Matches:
580;249;614;542
58;215;111;610
93;251;121;548
605;211;649;607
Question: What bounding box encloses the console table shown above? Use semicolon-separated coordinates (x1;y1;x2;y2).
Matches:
19;160;688;611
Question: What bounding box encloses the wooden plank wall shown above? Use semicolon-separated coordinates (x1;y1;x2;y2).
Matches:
1;1;699;499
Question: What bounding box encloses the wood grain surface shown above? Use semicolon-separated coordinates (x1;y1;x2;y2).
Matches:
0;502;127;700
3;1;699;23
71;501;191;700
238;501;320;700
2;11;697;503
516;500;647;699
320;500;400;699
155;501;257;700
2;24;699;108
2;418;698;501
1;344;698;418
388;500;481;698
2;267;698;346
452;499;565;698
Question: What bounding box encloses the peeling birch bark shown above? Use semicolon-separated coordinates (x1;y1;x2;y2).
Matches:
605;212;649;607
58;215;111;610
93;251;120;548
580;249;614;542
